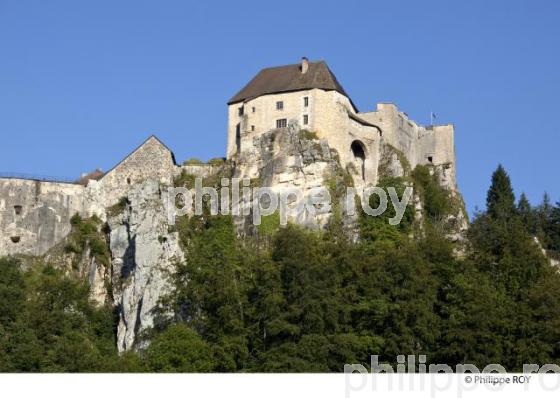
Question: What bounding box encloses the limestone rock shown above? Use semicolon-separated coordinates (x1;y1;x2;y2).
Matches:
108;179;184;352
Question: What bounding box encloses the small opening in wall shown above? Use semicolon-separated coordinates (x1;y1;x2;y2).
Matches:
251;125;255;131
427;156;433;163
351;140;367;181
127;177;131;185
14;205;22;215
252;107;256;113
236;123;241;154
10;236;20;243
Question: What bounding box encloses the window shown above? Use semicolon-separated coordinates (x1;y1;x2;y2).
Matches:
10;236;20;243
235;124;241;154
127;177;131;185
303;115;309;125
276;101;284;110
252;107;256;113
303;96;309;107
14;205;22;215
251;125;255;131
238;106;244;116
427;156;433;163
276;119;287;128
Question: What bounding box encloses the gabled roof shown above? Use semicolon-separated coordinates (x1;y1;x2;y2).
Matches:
228;60;358;111
102;135;177;178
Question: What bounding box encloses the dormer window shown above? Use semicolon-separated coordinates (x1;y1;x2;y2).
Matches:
276;101;284;110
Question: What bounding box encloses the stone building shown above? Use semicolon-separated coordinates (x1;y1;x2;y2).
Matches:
227;57;457;189
0;135;177;257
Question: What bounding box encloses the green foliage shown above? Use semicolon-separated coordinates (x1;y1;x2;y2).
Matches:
0;258;121;372
359;176;414;249
144;324;216;372
182;157;204;166
207;157;226;166
173;170;196;188
3;164;560;373
486;164;517;220
298;129;318;140
106;197;129;218
256;212;280;236
411;165;452;222
64;214;110;267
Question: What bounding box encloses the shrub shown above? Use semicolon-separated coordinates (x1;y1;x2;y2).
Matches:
182;158;204;166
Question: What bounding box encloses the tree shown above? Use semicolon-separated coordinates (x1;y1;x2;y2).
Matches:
486;164;516;220
518;193;537;234
145;324;216;372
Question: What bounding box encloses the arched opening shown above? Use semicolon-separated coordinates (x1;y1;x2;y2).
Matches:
351;140;366;180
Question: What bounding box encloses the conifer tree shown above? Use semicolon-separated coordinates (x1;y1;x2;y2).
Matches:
486;164;516;220
518;192;536;233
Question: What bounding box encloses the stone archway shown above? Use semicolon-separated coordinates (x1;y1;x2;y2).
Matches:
351;140;367;180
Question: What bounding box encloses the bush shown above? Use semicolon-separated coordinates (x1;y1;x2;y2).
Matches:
182;158;204;166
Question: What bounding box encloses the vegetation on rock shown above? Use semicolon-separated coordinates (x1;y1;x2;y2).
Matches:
1;165;560;372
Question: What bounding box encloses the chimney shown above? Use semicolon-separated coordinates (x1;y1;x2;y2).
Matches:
301;57;309;74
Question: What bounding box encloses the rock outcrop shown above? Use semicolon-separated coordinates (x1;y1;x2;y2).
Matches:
108;179;184;352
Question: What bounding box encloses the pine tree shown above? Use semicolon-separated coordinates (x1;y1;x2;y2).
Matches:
518;192;536;234
486;164;517;220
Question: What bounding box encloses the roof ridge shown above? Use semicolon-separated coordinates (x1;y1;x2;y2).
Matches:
228;59;356;110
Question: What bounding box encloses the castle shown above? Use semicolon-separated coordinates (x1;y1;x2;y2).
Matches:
0;58;460;350
227;58;456;188
0;57;458;258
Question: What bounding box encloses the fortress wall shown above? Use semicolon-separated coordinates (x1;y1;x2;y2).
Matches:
360;104;457;188
180;164;219;178
99;136;176;207
312;90;381;184
0;178;85;256
359;103;422;167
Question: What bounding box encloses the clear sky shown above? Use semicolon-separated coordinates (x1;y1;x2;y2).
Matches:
1;0;558;214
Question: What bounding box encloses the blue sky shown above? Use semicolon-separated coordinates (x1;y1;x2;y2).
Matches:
0;0;558;214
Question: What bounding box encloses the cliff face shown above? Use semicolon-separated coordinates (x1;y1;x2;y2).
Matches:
231;121;356;233
0;130;468;351
109;179;183;352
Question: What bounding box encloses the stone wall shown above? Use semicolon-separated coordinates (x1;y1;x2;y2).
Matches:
228;89;382;186
0;178;85;256
99;135;177;208
358;103;457;190
0;135;178;257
